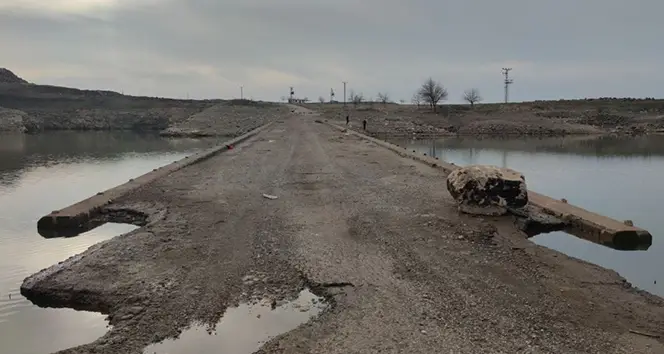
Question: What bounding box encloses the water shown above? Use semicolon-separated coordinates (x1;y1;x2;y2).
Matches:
390;134;664;297
0;131;217;354
144;289;327;354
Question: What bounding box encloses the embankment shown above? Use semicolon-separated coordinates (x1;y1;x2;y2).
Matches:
308;98;664;137
160;100;291;137
0;106;29;132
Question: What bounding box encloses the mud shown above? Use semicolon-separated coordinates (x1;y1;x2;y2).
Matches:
21;108;664;354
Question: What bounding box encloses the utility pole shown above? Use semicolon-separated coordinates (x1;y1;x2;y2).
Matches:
342;81;347;108
502;68;513;103
240;86;244;100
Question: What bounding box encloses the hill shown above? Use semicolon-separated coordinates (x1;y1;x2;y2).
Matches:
0;68;286;135
0;68;28;84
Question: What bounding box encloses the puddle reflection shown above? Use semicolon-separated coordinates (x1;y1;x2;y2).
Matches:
144;289;327;354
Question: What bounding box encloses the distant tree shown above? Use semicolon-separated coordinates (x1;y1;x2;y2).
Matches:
399;99;405;104
280;96;286;102
319;96;325;103
462;88;482;107
411;93;421;107
418;78;448;112
349;90;364;106
377;92;390;105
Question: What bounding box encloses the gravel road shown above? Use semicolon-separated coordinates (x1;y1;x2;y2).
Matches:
22;107;664;353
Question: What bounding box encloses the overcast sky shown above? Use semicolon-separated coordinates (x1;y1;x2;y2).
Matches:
1;0;662;103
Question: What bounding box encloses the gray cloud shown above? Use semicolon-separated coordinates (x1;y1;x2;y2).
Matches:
2;0;663;102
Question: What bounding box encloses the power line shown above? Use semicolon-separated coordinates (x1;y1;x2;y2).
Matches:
502;68;513;103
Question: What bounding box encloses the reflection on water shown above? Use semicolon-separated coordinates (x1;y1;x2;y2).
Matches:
144;289;327;354
392;135;664;297
0;131;217;354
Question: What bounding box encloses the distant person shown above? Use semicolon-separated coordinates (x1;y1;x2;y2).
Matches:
363;119;367;130
346;114;349;125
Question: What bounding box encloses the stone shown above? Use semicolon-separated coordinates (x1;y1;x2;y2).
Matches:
0;107;29;132
446;165;528;216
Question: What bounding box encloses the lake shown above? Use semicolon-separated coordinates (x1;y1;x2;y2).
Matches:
388;134;664;298
0;131;217;354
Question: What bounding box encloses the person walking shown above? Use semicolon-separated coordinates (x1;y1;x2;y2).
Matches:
362;119;367;130
346;114;350;125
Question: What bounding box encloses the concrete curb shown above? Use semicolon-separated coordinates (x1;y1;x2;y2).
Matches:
37;122;274;237
321;120;652;250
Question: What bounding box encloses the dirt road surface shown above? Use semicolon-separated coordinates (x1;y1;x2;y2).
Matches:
22;108;664;353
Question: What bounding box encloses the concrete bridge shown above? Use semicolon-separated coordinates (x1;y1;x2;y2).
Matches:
22;106;662;354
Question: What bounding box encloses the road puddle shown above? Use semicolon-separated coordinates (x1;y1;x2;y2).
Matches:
143;288;327;354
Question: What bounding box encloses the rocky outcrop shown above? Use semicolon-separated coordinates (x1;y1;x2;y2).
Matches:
446;165;528;216
0;68;28;84
0;107;29;132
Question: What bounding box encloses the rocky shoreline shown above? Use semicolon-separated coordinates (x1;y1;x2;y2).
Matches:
308;100;664;138
160;100;290;138
0;106;29;132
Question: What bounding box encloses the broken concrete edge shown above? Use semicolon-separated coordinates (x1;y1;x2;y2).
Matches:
529;192;653;250
321;121;653;249
36;122;275;234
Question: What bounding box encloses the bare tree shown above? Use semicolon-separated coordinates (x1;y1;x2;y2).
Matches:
319;96;325;103
411;93;421;107
462;88;482;107
349;90;364;106
417;78;448;112
377;92;390;105
399;99;405;104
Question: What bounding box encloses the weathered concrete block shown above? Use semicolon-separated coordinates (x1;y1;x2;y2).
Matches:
446;165;528;216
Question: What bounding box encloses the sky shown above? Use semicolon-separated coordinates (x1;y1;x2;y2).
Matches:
1;0;662;103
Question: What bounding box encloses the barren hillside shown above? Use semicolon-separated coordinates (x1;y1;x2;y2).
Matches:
0;69;273;135
307;99;664;136
0;68;28;84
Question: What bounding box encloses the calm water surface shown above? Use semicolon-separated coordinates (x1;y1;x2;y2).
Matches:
390;134;664;297
0;131;217;354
